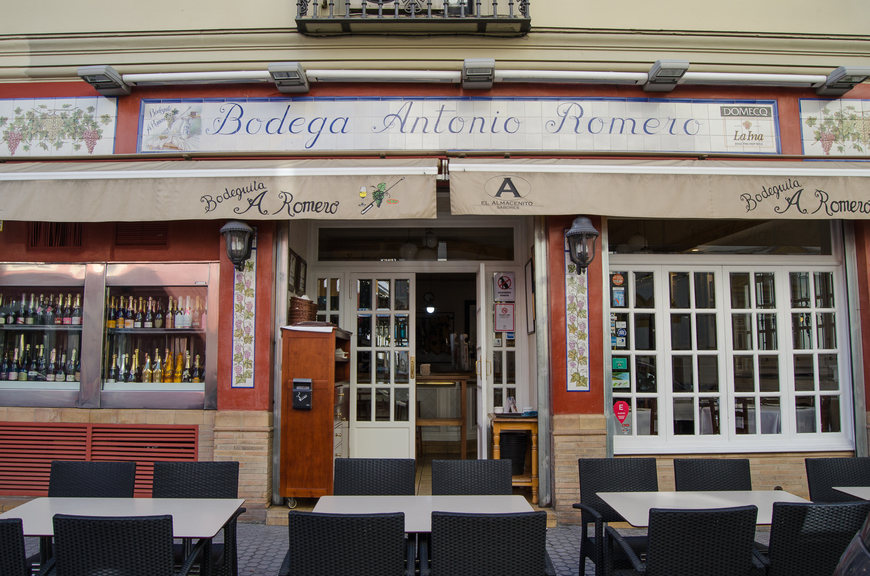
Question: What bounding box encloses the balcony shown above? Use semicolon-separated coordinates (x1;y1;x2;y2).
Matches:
295;0;531;36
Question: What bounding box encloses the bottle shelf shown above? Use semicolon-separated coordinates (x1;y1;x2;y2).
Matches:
0;325;83;332
101;381;203;392
107;328;205;335
0;381;80;390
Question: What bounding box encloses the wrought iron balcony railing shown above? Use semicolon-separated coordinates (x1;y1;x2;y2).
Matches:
296;0;531;35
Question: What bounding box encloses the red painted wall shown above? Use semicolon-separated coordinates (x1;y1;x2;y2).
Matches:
853;222;870;411
547;215;604;415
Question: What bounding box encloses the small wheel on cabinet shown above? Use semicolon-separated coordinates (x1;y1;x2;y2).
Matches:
287;497;297;509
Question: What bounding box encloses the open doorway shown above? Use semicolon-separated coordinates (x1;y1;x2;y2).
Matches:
415;272;477;460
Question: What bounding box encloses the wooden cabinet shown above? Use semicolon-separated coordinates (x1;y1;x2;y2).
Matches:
279;325;351;499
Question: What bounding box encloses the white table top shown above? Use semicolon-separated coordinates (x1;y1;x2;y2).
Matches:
834;487;870;500
313;494;533;533
0;497;246;539
597;490;809;527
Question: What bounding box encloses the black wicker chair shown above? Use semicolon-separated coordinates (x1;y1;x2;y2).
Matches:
152;461;246;576
673;458;752;491
48;460;137;497
278;511;409;576
805;457;870;502
333;458;416;495
573;457;658;576
430;459;513;495
48;514;205;576
606;505;759;576
757;500;870;576
425;511;554;576
0;518;29;576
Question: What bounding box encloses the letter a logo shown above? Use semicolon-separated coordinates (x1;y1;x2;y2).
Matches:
495;178;522;198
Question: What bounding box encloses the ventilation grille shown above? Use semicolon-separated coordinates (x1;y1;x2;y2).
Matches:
0;422;198;497
27;222;83;248
115;222;168;246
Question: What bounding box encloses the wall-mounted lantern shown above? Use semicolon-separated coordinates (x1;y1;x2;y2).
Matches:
220;220;254;271
565;216;599;274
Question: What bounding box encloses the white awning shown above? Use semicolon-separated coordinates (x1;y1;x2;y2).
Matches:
448;158;870;219
0;158;438;221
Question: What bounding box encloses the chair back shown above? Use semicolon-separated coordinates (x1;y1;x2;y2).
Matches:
0;518;29;576
805;457;870;502
431;459;512;495
578;457;658;523
673;458;752;491
644;505;758;576
48;460;137;498
833;507;870;576
766;500;870;576
152;461;240;498
429;511;548;576
52;514;176;576
286;511;406;576
333;458;416;496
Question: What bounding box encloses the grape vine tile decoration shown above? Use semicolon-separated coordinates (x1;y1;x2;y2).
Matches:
800;99;870;156
231;233;257;388
0;97;116;157
564;240;589;391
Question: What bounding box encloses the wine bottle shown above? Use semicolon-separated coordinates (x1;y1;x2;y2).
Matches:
16;293;26;325
183;296;192;329
181;352;191;383
106;296;116;330
115;297;126;328
53;295;63;326
24;293;35;325
133;297;143;329
44;294;55;326
74;352;81;383
154;299;164;329
165;297;174;329
174;352;183;383
56;352;67;382
27;345;38;380
152;348;163;383
191;296;202;329
36;345;47;381
174;299;184;329
142;353;153;383
192;354;202;383
144;297;153;329
71;294;82;326
129;351;140;383
106;353;118;383
163;348;174;381
0;350;8;382
35;294;45;325
65;349;77;383
46;348;57;382
6;348;18;381
61;294;72;325
125;296;134;330
18;344;30;381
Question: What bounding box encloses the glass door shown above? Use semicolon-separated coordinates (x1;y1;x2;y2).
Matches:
475;263;491;458
349;273;416;458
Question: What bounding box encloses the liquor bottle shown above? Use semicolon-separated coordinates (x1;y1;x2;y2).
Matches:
125;296;134;330
165;298;174;329
55;352;67;382
65;349;77;383
152;348;163;383
183;296;192;329
106;297;116;330
191;296;202;329
71;294;82;326
133;298;143;329
163;348;174;381
44;294;55;326
106;353;118;383
18;345;30;381
6;348;18;381
144;297;153;329
46;348;57;382
174;299;184;329
62;294;72;325
192;354;202;383
115;296;126;328
25;293;35;325
17;293;26;325
36;345;47;381
154;299;164;329
173;352;183;383
142;353;153;383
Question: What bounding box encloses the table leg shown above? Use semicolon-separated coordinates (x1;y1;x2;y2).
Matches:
492;423;501;460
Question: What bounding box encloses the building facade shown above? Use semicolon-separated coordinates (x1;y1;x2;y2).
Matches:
1;0;870;524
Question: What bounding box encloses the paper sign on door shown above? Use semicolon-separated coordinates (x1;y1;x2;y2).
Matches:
495;303;515;332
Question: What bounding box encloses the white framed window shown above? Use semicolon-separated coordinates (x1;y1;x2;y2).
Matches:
610;261;853;454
